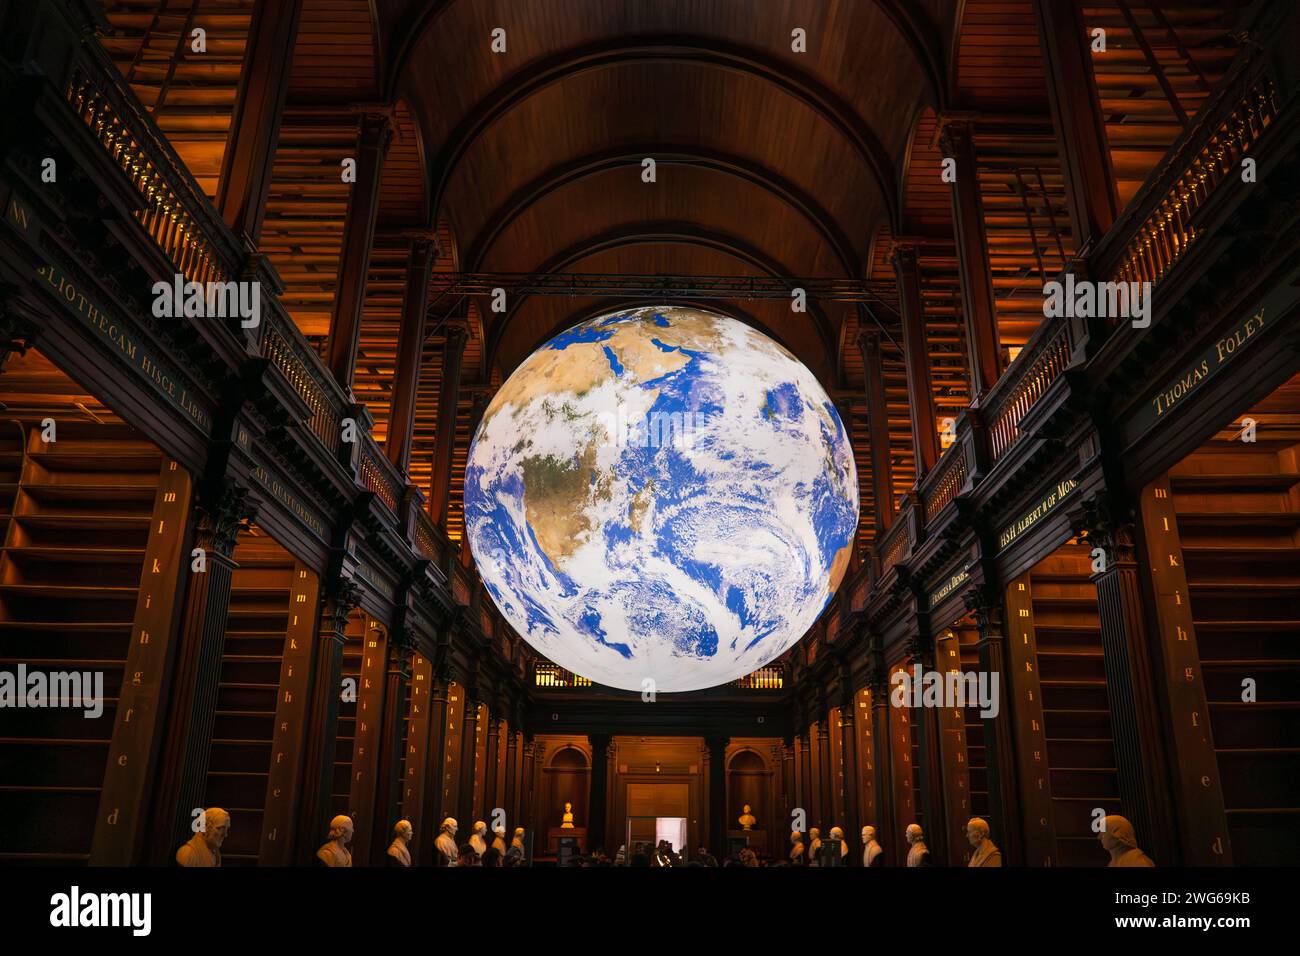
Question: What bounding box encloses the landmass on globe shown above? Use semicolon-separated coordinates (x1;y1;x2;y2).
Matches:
464;306;859;692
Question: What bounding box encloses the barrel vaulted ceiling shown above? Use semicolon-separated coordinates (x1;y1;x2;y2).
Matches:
378;0;958;383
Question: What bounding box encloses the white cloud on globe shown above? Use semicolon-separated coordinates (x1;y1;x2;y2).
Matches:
464;306;859;692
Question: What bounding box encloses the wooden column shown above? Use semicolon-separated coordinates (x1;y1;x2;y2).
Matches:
484;715;503;817
854;689;879;855
965;581;1021;864
1033;0;1118;252
295;582;360;857
142;479;251;865
520;736;537;833
215;0;303;244
588;733;611;852
504;728;520;827
940;118;1002;398
457;695;480;821
347;619;388;863
935;628;974;864
909;635;949;862
806;723;820;830
387;237;436;470
886;664;917;856
92;460;195;865
370;637;412;863
817;719;833;831
779;738;795;834
401;652;434;862
870;670;898;865
416;669;451;864
1138;478;1231;864
797;730;812;821
707;736;729;856
1003;572;1058;866
838;691;860;855
892;242;939;476
429;322;469;525
259;562;323;864
326;113;394;390
1080;493;1178;866
857;327;895;530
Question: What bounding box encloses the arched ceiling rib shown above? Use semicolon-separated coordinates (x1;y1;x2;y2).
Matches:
382;0;953;385
464;145;862;278
490;225;839;383
423;36;903;233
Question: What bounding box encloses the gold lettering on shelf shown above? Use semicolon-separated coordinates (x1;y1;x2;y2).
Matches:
35;264;212;431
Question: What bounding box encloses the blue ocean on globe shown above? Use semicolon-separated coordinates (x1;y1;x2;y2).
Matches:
464;306;859;692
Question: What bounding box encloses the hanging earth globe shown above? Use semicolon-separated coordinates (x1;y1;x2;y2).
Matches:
464;305;859;692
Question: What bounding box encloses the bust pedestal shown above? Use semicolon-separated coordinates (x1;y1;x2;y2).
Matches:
548;827;587;855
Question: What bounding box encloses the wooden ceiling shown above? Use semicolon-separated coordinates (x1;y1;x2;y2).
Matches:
94;0;1254;564
381;0;957;383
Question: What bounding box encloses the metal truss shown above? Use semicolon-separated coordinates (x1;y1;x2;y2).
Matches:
427;271;895;303
423;272;904;352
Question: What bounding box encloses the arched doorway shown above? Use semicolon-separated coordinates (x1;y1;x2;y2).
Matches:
728;749;771;856
543;746;590;836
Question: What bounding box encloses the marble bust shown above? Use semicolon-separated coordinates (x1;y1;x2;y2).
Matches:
387;820;413;867
491;825;508;856
861;825;883;867
436;817;459;866
789;830;806;864
807;827;822;866
469;821;489;857
738;804;756;830
316;815;354;867
175;807;230;867
966;817;1002;866
506;827;526;864
828;826;850;861
905;823;931;867
1101;815;1155;867
561;802;575;828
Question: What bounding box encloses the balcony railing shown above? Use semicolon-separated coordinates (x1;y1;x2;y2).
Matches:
258;317;344;454
532;662;592;688
983;315;1073;465
734;665;785;690
413;508;441;563
65;63;238;286
921;435;969;523
359;440;402;513
1099;52;1279;291
878;509;911;579
64;30;354;461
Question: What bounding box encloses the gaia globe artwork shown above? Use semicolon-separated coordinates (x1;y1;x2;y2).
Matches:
464;306;859;692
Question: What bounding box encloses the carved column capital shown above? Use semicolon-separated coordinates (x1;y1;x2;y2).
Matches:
963;582;1005;638
1075;491;1137;568
325;577;363;637
905;628;934;663
195;480;257;558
